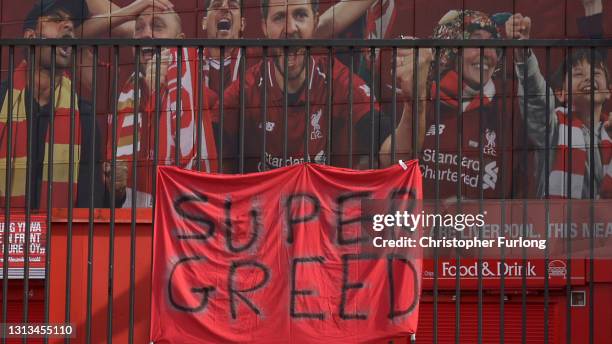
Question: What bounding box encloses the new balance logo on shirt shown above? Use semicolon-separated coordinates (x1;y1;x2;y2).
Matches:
426;124;446;136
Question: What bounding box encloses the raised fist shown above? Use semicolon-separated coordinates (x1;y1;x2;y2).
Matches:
396;43;433;100
581;0;603;16
505;13;531;40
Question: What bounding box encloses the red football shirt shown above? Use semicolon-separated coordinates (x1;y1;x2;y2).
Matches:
219;56;379;172
420;80;515;200
203;47;242;98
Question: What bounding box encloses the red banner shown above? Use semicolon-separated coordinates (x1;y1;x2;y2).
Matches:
150;162;423;344
0;214;47;279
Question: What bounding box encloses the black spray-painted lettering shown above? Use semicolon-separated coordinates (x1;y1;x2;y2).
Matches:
386;254;419;319
228;260;271;320
336;192;373;245
285;193;321;244
168;256;216;313
290;256;325;320
339;253;378;320
173;193;215;240
224;197;261;253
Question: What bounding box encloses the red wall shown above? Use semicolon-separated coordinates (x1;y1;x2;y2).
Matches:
40;209;612;343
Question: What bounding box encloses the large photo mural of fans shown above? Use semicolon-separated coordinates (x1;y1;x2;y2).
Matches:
0;0;609;208
0;1;611;344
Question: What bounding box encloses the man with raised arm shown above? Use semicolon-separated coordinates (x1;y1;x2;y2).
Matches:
419;10;516;200
106;5;218;207
218;0;430;172
507;12;612;198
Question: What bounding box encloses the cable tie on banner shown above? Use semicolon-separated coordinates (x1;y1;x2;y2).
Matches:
399;160;408;170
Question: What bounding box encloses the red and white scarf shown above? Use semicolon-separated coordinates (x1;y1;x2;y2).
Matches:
0;61;81;209
366;0;396;40
550;108;612;199
113;47;217;207
431;70;495;112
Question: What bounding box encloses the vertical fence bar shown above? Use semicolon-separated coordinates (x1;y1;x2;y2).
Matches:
369;47;375;168
588;46;595;344
43;45;55;344
0;43;3;340
175;47;183;167
107;45;119;344
544;45;551;344
390;47;397;162
152;47;161;204
455;47;463;344
521;46;529;344
128;46;141;344
219;46;225;173
283;46;288;165
85;45;99;344
411;47;419;161
239;46;246;174
348;47;354;169
261;47;268;172
196;47;204;172
22;45;36;340
64;45;78;344
499;46;508;344
326;48;333;165
304;47;311;161
146;44;163;344
2;46;14;344
433;46;441;344
565;46;573;344
477;47;484;344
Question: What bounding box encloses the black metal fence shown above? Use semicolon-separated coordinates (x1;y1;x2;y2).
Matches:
0;38;611;343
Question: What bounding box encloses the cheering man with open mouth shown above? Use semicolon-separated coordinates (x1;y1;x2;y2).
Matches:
217;0;431;172
108;5;218;207
201;0;245;99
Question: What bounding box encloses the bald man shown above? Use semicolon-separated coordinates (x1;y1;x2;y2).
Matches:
106;6;218;207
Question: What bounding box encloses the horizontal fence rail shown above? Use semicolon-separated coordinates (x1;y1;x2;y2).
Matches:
0;38;608;344
0;38;610;47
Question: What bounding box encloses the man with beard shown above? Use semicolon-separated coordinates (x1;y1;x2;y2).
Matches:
201;0;245;98
107;6;218;207
0;0;104;209
218;0;431;172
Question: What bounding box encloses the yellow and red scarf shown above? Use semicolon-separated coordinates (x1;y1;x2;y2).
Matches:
0;61;80;209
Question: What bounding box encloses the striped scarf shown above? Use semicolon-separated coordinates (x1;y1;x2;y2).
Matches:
550;108;612;199
114;47;216;207
203;47;241;92
0;61;80;208
431;70;495;112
